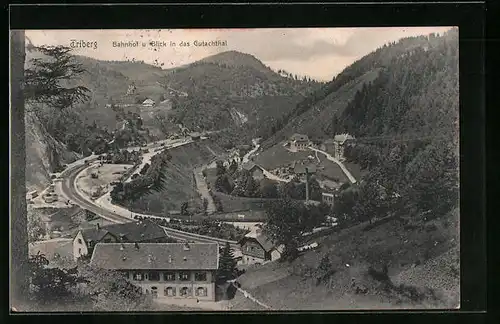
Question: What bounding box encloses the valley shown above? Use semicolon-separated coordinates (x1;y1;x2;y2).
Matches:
21;28;459;312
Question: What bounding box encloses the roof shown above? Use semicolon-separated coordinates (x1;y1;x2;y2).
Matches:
240;234;276;253
90;243;219;270
293;164;317;174
142;99;155;105
290;133;309;142
242;162;262;172
333;133;354;144
79;219;166;243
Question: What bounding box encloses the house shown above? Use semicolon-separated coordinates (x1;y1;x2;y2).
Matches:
333;133;355;160
289;133;311;151
238;233;284;265
72;219;168;261
142;98;156;107
321;192;335;207
293;162;317;177
190;132;201;141
90;242;219;301
241;162;265;181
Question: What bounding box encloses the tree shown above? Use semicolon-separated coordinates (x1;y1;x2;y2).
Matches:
218;242;237;281
264;198;309;261
24;45;90;110
77;265;153;311
202;198;209;214
27;209;47;243
216;160;226;176
180;202;189;216
259;179;278;198
27;253;83;305
11;30;29;306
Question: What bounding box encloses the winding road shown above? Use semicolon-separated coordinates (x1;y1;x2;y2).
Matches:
59;138;240;249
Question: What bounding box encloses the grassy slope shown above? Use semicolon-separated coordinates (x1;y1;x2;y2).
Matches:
234;209;459;310
128;140;225;213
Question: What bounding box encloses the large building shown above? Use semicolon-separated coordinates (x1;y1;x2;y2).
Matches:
72;219;169;261
289;133;311;152
321;192;335;207
238;233;283;266
333;133;355;160
90;242;219;301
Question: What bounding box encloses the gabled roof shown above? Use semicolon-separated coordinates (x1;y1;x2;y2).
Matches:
90;243;219;270
242;162;262;172
293;163;317;174
290;133;309;141
333;133;354;144
79;219;166;243
142;98;155;105
239;234;276;253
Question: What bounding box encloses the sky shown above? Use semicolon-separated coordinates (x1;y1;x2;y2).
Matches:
25;27;454;81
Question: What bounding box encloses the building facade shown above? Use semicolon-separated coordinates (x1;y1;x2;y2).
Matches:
238;234;283;265
321;192;335;207
90;243;219;301
289;133;311;152
333;134;354;160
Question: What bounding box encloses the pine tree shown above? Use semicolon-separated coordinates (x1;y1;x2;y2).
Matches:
218;242;237;281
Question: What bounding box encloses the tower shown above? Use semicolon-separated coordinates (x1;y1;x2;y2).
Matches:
305;167;310;202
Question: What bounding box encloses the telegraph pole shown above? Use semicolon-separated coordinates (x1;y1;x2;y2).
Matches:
305;167;310;202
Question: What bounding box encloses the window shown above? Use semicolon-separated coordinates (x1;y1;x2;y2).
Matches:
180;287;191;297
149;272;160;281
164;272;176;281
133;272;144;281
77;238;82;244
196;287;207;297
164;286;176;297
78;248;82;254
194;272;207;281
180;272;190;281
151;286;158;298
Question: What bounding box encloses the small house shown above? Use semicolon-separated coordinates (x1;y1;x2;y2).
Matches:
190;132;201;141
142;98;156;107
72;219;168;261
241;162;265;181
238;233;284;265
90;242;219;301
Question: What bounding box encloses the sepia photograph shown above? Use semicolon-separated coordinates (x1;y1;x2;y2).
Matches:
10;26;459;312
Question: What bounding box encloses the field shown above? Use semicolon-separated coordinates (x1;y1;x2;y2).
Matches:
76;164;131;198
343;161;368;181
316;153;349;183
254;144;311;170
232;209;460;310
127;140;225;213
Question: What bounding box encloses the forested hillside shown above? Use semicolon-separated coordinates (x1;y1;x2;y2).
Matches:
260;29;458;147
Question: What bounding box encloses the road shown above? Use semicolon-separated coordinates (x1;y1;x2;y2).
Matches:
193;166;216;215
308;147;357;184
60;137;241;248
242;138;261;164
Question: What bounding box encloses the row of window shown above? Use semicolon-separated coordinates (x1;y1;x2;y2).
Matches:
132;271;207;282
145;286;208;298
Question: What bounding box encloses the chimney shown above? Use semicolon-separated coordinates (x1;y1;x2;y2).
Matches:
134;242;140;249
168;255;172;263
96;223;100;230
183;242;190;251
148;254;153;263
120;243;125;250
305;167;310;202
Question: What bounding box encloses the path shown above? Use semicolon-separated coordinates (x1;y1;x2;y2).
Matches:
242;138;261;164
309;147;357;184
193;166;216;215
228;280;272;310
